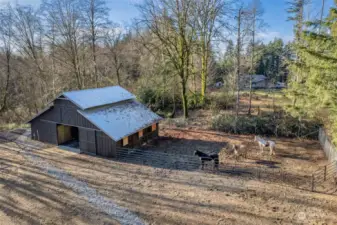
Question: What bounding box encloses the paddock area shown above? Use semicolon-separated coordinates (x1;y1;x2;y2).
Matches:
142;128;333;190
0;128;337;224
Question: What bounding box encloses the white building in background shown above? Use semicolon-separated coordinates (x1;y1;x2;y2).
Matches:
214;81;224;88
239;74;268;89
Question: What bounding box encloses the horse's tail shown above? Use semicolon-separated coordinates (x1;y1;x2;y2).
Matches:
213;157;219;169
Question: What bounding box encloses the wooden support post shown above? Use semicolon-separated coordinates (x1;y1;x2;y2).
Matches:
311;174;315;192
324;165;327;181
258;167;261;179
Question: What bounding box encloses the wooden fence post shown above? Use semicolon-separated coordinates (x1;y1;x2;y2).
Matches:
258;167;261;179
324;165;327;181
311;174;315;192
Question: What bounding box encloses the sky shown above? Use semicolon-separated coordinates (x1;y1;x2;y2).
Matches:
257;0;334;43
0;0;334;44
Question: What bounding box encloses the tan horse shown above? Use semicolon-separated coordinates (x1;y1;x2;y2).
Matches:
231;144;248;160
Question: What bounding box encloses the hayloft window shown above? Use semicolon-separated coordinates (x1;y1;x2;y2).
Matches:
151;123;157;131
123;136;129;146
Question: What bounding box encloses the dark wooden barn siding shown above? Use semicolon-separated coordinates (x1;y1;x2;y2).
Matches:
54;99;98;129
38;107;61;121
96;131;116;157
79;128;97;155
35;99;98;129
31;120;58;144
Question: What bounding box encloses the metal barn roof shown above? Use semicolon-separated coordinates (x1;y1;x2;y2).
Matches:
78;100;162;141
63;86;135;110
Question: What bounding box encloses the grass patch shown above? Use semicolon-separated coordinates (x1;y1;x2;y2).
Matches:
0;123;30;132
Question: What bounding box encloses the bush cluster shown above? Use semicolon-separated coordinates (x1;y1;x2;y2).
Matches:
208;92;236;114
137;87;176;111
211;113;320;139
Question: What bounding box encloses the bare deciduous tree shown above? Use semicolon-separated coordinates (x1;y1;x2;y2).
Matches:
0;5;14;112
194;0;230;104
43;0;85;89
82;0;109;87
247;0;264;115
104;25;125;86
137;0;196;118
12;5;45;79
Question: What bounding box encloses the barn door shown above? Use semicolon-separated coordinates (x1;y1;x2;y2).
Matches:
96;131;115;157
79;128;97;155
57;124;72;145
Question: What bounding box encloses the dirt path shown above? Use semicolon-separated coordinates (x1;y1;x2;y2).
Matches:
0;132;144;225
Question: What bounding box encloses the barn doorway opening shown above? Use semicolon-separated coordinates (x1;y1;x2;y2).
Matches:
57;124;79;148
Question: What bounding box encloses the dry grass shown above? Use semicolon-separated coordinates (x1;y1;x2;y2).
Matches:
164;90;290;130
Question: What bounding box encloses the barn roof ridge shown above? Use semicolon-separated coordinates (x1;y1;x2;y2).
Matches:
62;85;136;110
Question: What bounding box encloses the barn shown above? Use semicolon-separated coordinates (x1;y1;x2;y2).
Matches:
28;86;162;157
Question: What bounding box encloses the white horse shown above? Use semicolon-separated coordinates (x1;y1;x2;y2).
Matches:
254;136;276;155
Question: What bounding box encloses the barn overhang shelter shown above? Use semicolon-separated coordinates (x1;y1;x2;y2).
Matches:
28;86;163;157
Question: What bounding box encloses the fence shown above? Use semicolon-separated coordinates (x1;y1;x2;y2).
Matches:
311;161;337;192
311;128;337;193
319;128;337;162
115;147;310;189
116;147;201;171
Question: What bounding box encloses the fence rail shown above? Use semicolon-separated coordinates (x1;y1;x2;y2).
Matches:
312;128;337;192
115;147;310;189
312;161;337;191
319;128;337;162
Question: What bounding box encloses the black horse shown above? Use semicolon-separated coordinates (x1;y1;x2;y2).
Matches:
194;150;219;170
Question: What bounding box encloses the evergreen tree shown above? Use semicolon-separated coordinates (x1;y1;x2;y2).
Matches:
254;38;286;81
285;1;337;143
287;0;306;42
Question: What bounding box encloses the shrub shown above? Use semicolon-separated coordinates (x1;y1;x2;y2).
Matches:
165;117;188;128
187;93;204;109
211;115;273;135
137;87;156;106
211;114;235;133
211;113;320;138
208;92;235;111
241;92;250;97
137;87;176;112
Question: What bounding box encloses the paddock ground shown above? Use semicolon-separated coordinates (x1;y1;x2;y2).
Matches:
0;128;337;224
150;128;331;188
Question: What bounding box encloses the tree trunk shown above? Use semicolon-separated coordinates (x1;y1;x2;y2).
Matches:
114;54;121;86
200;42;207;104
181;79;188;118
319;0;325;34
93;42;98;87
116;67;121;86
235;8;242;119
248;7;256;115
0;52;11;112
